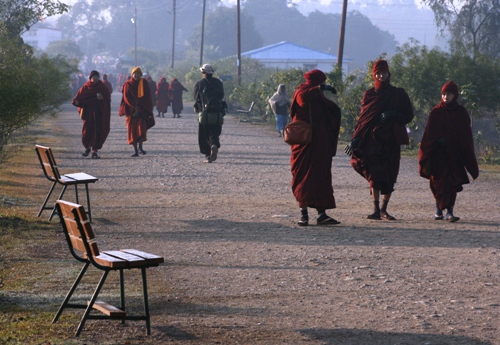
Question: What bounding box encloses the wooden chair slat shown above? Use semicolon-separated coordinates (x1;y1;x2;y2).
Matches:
92;253;129;268
121;249;165;265
89;301;126;318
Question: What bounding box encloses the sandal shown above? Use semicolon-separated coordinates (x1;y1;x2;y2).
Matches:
131;153;139;157
380;211;396;220
367;212;381;220
139;150;147;155
434;214;444;220
82;148;91;157
316;216;341;225
446;215;460;223
298;216;309;226
91;152;100;159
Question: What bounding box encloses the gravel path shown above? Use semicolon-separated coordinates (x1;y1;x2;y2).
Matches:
42;93;500;344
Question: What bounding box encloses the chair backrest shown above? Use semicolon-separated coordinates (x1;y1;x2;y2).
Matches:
56;200;100;259
35;145;62;181
248;102;255;112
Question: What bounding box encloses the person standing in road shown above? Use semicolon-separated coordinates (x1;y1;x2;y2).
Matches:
102;73;113;96
418;81;479;222
156;77;170;118
269;84;291;137
345;60;414;220
193;64;225;163
290;69;341;226
169;78;188;118
72;70;111;159
119;67;155;157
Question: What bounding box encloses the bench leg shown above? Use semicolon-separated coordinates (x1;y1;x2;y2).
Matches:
75;270;110;337
119;269;126;325
49;185;68;221
84;183;93;223
53;262;90;324
141;267;152;335
37;182;57;217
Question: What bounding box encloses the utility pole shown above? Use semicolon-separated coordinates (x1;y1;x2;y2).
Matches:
171;0;176;69
200;0;206;66
236;0;241;85
134;5;137;66
337;0;348;72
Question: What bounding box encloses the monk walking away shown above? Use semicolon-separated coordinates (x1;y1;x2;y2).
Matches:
72;70;111;159
345;60;414;220
119;67;155;157
289;69;341;226
418;81;479;222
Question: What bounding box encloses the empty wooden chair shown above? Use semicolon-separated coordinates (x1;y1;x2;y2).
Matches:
53;200;164;336
35;145;98;222
237;101;255;124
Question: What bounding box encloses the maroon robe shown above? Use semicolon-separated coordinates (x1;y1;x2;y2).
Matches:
169;79;187;115
72;80;111;151
418;101;479;209
119;77;154;144
156;78;170;113
350;85;414;194
103;79;113;95
290;83;341;209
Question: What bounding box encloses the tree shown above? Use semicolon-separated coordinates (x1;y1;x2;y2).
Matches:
0;1;72;155
188;6;264;61
0;0;69;37
423;0;500;59
45;39;84;60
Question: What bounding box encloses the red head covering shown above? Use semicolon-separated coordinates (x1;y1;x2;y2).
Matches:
372;60;391;90
440;80;459;108
304;69;326;86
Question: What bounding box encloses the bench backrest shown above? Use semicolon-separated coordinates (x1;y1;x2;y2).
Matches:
35;145;62;181
248;101;255;112
56;200;100;258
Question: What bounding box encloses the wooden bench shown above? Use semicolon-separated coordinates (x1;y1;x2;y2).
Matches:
35;145;98;222
52;200;165;337
237;101;255;124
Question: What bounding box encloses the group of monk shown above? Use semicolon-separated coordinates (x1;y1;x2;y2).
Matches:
72;68;189;158
289;60;478;226
72;62;479;224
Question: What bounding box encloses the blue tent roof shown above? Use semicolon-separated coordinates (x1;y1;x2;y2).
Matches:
242;41;342;61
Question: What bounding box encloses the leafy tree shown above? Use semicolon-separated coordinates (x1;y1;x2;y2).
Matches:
45;39;84;60
0;1;72;155
423;0;500;60
188;6;264;61
0;0;69;37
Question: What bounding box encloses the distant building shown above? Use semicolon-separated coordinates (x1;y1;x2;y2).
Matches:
21;23;62;50
241;41;350;74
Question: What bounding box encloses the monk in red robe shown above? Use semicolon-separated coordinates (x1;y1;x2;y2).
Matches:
418;81;479;222
72;70;111;159
290;69;341;226
119;67;155;157
156;77;170;118
102;74;113;96
169;78;188;118
346;60;414;220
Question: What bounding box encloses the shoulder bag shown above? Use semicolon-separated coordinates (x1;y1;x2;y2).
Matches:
284;101;312;145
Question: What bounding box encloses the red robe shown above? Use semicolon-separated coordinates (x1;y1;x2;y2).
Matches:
72;80;111;150
290;84;341;209
169;80;187;114
418;101;479;209
156;79;170;113
103;80;113;95
119;77;154;144
350;85;414;194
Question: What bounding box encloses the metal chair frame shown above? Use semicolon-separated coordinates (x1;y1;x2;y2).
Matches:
237;101;255;124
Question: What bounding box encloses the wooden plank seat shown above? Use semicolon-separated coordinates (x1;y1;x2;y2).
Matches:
237;101;255;124
35;145;99;222
53;200;164;337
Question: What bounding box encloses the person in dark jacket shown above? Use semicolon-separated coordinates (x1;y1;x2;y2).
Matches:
193;64;225;163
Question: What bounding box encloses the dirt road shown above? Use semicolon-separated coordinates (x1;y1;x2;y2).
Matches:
32;93;500;344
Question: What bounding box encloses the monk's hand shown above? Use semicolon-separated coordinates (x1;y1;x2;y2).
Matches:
344;137;360;156
379;110;396;124
320;84;337;94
